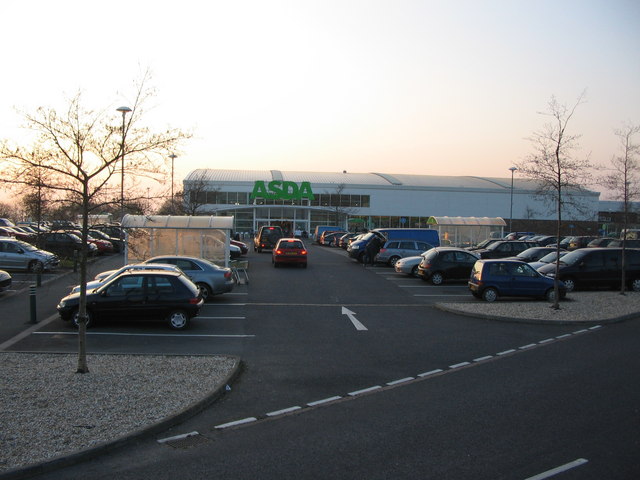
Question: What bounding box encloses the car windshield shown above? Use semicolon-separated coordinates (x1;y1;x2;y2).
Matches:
15;240;38;251
555;250;586;266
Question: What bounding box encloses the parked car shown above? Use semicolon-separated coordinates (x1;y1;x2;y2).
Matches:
319;231;343;247
70;263;181;294
529;250;570;271
91;223;124;241
394;252;429;277
467;238;500;251
272;238;308;268
142;255;234;300
510;246;563;263
337;233;358;249
229;243;242;259
476;241;539;259
468;259;566;302
230;239;248;255
529;235;557;246
348;229;440;262
417;247;480;285
0;270;11;292
67;230;114;254
1;226;37;243
37;231;96;258
586;237;617;248
89;229;124;253
57;270;203;330
375;239;434;266
0;238;59;272
254;225;284;252
537;247;640;292
604;239;640;248
566;236;598;250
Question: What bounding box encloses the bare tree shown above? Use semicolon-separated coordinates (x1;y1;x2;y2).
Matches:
0;74;190;373
516;93;593;309
601;123;640;294
326;183;357;228
183;171;215;215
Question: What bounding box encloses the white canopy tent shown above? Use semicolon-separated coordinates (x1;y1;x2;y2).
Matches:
121;215;235;266
427;216;506;247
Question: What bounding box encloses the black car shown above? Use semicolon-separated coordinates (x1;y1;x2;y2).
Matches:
537;247;640;292
37;231;93;258
511;246;563;263
417;247;480;285
89;229;125;253
254;225;284;252
57;270;204;330
476;241;539;259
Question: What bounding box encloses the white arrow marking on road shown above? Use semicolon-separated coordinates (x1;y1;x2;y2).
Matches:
341;307;368;331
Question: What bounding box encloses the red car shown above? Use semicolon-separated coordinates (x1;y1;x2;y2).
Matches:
272;238;308;268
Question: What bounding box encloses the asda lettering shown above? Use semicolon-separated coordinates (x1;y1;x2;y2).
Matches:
250;181;315;200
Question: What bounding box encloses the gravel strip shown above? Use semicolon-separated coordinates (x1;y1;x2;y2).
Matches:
0;354;237;473
438;290;640;323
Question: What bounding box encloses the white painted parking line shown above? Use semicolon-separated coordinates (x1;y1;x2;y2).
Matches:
266;406;301;417
307;396;342;407
418;369;443;377
157;431;199;444
413;294;470;297
198;316;246;320
524;458;588;479
348;386;381;396
473;355;493;362
556;334;572;339
519;344;537;350
449;362;470;369
497;349;516;356
538;338;554;344
386;377;414;386
215;417;257;429
588;325;602;330
32;331;255;338
573;329;589;334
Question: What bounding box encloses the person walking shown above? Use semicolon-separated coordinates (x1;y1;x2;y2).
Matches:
364;236;381;267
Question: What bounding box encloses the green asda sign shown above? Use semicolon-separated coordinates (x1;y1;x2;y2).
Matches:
250;181;315;201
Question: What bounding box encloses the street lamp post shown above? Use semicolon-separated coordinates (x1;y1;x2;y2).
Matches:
169;153;177;214
509;166;517;233
116;106;132;222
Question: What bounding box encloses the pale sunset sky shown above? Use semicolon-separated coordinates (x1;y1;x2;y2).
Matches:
1;0;639;197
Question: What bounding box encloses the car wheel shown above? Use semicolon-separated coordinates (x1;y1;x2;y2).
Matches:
167;310;190;330
430;272;444;285
563;277;576;292
28;260;44;273
545;288;557;302
71;309;93;329
411;265;419;277
631;279;640;292
196;283;212;301
482;288;498;302
389;256;401;267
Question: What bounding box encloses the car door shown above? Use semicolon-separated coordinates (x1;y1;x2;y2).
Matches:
453;251;478;280
398;241;415;258
144;275;181;320
577;251;605;288
509;262;544;296
91;274;147;320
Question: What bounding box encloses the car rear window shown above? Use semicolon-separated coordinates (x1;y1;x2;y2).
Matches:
278;240;303;249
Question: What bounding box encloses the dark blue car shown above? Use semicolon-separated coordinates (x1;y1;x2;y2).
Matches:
468;259;566;302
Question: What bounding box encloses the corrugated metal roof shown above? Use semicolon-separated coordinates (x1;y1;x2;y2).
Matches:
182;169;593;193
121;215;234;229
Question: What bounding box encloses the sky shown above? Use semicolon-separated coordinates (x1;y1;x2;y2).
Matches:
1;0;639;199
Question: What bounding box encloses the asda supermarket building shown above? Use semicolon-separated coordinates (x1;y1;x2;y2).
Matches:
183;169;600;241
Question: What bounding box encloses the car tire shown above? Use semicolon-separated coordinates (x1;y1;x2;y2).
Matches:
545;288;557;302
563;277;576;292
430;272;444;285
28;260;44;273
196;283;212;301
167;310;190;330
482;288;498;302
71;309;93;329
411;265;419;277
631;279;640;292
389;256;401;267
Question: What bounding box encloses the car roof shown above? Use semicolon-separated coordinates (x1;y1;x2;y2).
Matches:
116;270;182;278
477;258;528;264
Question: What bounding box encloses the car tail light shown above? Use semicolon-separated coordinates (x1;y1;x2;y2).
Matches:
422;263;431;268
224;271;232;279
379;248;387;253
301;250;307;255
275;249;283;255
189;297;200;304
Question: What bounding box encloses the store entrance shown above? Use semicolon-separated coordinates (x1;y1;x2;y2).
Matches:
254;219;309;238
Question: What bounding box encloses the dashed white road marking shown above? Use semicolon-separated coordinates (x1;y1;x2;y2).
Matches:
215;417;257;429
497;349;516;356
524;458;588;480
473;355;493;362
348;386;382;396
386;377;415;386
307;396;342;407
157;431;199;444
418;369;443;377
449;362;470;369
266;406;301;417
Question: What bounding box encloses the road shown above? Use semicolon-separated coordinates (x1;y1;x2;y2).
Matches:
2;244;639;479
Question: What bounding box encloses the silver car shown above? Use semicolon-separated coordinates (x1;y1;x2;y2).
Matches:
143;255;235;300
394;253;429;277
0;238;59;272
70;263;181;294
375;239;434;266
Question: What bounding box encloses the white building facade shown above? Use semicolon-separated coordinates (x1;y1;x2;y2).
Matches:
183;169;601;236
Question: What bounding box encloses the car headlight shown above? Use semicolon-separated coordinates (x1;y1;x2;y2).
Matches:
58;300;66;308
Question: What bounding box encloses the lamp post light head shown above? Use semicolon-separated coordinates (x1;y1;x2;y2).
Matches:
116;106;132;114
509;166;517;174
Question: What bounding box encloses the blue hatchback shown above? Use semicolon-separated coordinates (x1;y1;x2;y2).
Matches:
468;259;566;302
